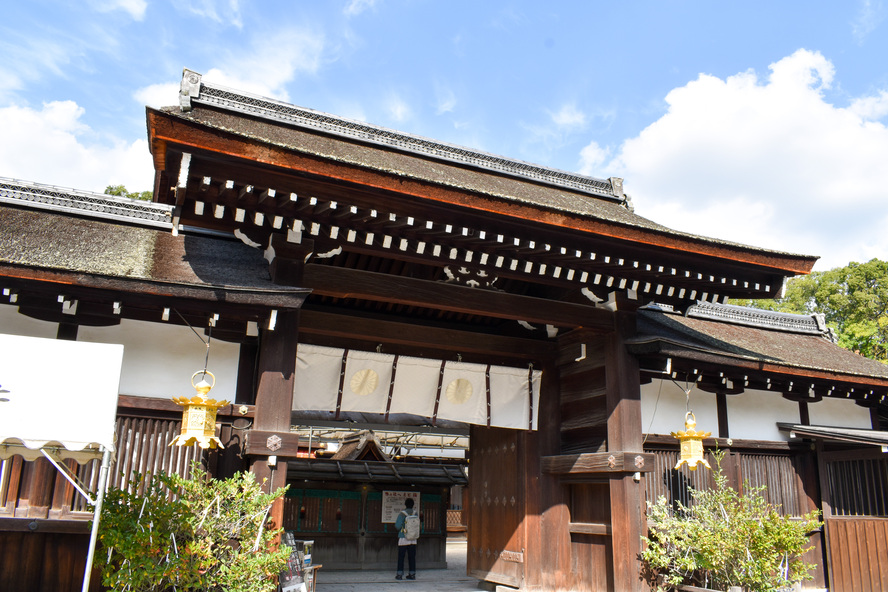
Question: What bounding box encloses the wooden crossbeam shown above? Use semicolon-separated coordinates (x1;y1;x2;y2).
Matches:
301;264;614;330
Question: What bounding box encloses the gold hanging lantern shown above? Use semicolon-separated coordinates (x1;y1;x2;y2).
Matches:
671;411;711;471
170;371;229;449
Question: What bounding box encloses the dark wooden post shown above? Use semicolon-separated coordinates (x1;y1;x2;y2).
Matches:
533;362;571;591
606;311;645;592
250;310;300;530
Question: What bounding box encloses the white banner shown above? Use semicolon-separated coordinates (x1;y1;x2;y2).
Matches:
293;344;541;430
341;349;395;414
435;361;489;426
293;344;343;411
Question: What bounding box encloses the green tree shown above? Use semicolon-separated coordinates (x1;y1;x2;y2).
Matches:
104;184;153;201
642;451;821;591
732;258;888;362
98;465;290;592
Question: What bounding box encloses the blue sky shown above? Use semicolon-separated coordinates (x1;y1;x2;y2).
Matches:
2;1;888;271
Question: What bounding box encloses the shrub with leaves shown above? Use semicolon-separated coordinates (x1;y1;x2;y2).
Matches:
642;451;821;592
97;464;290;592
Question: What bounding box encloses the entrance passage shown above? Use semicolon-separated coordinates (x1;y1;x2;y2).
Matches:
282;485;448;570
316;539;477;591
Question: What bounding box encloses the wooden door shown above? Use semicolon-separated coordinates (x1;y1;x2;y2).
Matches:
822;451;888;592
467;426;525;588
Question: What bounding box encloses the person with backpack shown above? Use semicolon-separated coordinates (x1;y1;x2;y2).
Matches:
394;497;419;580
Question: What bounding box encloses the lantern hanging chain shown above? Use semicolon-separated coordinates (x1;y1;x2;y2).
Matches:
173;308;212;377
671;378;693;414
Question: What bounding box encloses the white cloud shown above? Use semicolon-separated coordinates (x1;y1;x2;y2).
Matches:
550;103;587;128
90;0;148;20
385;93;411;123
578;141;609;175
434;83;457;115
0;101;154;193
177;0;243;28
602;49;888;271
344;0;378;17
849;90;888;120
200;28;326;102
133;81;180;109
852;0;885;44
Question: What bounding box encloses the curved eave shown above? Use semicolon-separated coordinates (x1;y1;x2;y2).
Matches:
147;108;817;279
0;263;309;309
629;336;888;390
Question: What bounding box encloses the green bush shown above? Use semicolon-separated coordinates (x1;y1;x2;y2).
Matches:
97;465;289;592
641;450;821;592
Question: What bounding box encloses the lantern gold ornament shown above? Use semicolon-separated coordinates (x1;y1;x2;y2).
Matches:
170;371;229;449
671;411;711;471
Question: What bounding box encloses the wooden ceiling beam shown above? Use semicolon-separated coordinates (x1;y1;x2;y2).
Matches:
299;309;555;361
301;264;614;331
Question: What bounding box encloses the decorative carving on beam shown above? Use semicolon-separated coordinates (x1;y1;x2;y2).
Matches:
442;265;499;289
243;430;300;457
300;265;614;330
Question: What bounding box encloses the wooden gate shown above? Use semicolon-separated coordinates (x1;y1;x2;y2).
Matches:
822;450;888;592
467;426;525;589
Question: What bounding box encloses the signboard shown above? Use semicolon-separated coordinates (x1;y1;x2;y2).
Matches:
0;333;122;461
382;490;420;523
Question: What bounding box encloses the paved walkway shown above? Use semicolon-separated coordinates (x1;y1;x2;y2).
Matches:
315;539;487;592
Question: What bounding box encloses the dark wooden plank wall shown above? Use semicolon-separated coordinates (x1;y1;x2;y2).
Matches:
567;483;612;592
0;531;102;592
643;448;814;517
559;342;608;454
822;453;888;592
467;425;524;589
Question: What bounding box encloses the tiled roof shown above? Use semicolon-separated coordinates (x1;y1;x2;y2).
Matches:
167;70;815;264
0;202;298;294
631;302;888;382
179;69;624;203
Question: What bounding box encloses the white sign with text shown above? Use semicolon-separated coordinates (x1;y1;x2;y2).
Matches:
381;490;421;523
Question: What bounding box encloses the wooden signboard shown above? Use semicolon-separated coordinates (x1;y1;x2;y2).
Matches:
381;490;420;523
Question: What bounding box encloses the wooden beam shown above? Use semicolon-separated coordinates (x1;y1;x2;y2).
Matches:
568;522;611;536
243;430;300;458
541;452;655;475
299;309;555;360
0;264;309;311
0;517;90;534
302;264;613;330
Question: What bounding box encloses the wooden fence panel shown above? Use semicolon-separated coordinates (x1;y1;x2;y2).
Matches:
0;531;101;592
0;413;199;591
826;517;888;592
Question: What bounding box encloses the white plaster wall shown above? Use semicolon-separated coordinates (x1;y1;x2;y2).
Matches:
725;389;800;441
808;396;873;428
78;319;240;400
641;379;719;437
0;303;59;339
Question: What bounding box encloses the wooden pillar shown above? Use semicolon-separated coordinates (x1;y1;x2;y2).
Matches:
249;310;300;529
534;362;571;591
605;311;645;592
